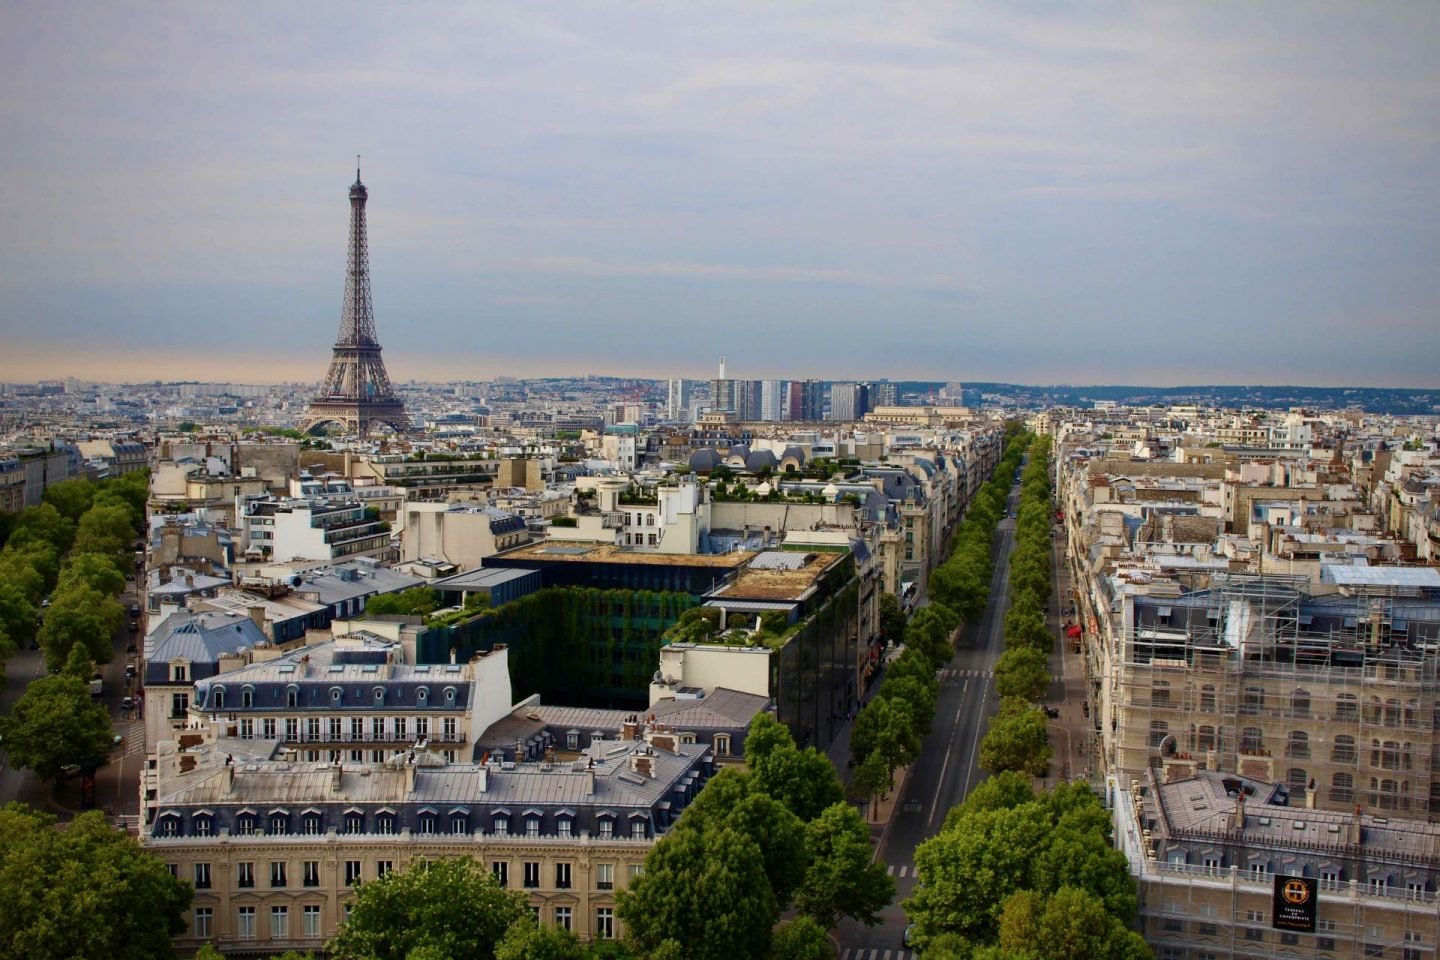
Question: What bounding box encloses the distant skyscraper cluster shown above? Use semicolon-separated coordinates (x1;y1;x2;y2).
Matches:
668;359;895;423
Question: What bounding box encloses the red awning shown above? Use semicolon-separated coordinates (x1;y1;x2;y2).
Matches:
1066;625;1083;639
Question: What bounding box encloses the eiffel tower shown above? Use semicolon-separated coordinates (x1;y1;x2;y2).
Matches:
303;162;409;437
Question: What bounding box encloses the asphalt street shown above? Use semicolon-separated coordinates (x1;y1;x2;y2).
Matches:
0;576;145;823
833;478;1028;958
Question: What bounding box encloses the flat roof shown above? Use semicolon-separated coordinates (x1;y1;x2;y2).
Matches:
501;542;751;568
1321;565;1440;588
713;550;846;602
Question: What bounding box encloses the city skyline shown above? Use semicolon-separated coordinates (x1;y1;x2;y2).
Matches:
2;3;1439;387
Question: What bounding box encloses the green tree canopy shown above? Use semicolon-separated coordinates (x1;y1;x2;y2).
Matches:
494;917;586;960
994;646;1051;701
745;716;844;823
73;502;137;560
979;697;1053;777
795;801;895;929
0;541;58;601
879;592;907;646
42;479;97;522
873;674;939;739
363;587;439;617
770;917;834;960
39;583;121;670
328;857;527;960
8;503;76;556
0;673;112;780
618;824;777;960
58;551;127;598
851;695;921;784
0;805;192;960
996;886;1150;960
0;581;36;654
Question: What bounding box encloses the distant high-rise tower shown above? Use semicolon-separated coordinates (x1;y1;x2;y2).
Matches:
829;382;871;422
666;378;693;421
303;164;409;437
759;380;784;421
711;357;738;415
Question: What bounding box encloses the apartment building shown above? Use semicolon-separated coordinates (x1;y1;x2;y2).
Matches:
145;728;711;955
1118;769;1440;960
240;497;395;564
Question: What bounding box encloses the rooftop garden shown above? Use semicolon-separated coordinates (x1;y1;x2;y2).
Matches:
662;606;800;651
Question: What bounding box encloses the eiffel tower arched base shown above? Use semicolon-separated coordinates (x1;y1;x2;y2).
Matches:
302;399;410;438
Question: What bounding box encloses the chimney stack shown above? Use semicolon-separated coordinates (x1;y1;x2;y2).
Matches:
622;717;639;741
1349;805;1364;845
404;755;417;794
248;605;266;633
331;763;343;793
1228;792;1246;832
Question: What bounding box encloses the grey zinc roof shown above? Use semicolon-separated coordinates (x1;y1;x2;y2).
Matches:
295;563;424;606
148;611;269;664
650;688;769;729
157;735;703;810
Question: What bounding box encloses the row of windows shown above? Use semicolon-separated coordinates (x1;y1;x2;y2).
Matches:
193;903;618;942
181;858;642;893
202;685;462;710
156;810;650;840
1181;857;1430;896
1151;683;1429;729
229;715;461;742
1147;720;1423;770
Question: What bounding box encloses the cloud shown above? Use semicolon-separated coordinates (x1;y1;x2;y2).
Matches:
1;2;1438;385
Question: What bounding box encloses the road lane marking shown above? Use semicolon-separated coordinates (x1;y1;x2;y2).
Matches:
927;678;969;828
841;950;851;960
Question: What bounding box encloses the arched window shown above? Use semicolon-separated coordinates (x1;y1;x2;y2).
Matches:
241;686;254;708
1197;725;1217;752
714;734;731;757
1243;687;1265;714
1199;685;1216;712
1148;720;1170;749
1329;773;1354;804
1291;689;1311;718
1286;731;1309;759
286;686;299;709
1332;736;1356;763
212;687;225;711
1385;699;1402;727
1286;767;1309;791
1335;694;1358;722
1241;727;1264;753
1152;681;1171;707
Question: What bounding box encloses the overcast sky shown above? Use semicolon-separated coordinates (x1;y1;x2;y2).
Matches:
1;3;1437;386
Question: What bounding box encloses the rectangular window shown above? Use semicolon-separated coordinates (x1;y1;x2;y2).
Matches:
1281;933;1300;946
377;861;393;878
492;862;508;887
237;906;256;939
171;693;189;717
344;860;362;886
628;864;644;884
1198;923;1217;936
370;717;384;739
193;907;212;939
285;718;299;741
269;815;287;836
416;717;429;738
304;861;320;887
303;904;322;938
1318;939;1336;952
631;820;646;840
443;717;457;740
263;718;277;739
194;862;211;889
237;862;254;889
596;907;615;939
270;861;287;888
351;717;364;740
395;717;407;741
598;819;614;839
554;906;571;931
1321;869;1341;891
240;718;254;739
270;906;289;940
596;863;614;891
305;717;320;742
526;818;541;838
329;717;342;741
555;862;571;890
523;862;540;889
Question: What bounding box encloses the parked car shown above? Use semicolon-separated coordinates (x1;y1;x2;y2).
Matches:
129;603;141;618
89;674;103;697
121;696;135;712
903;923;916;948
1043;705;1060;719
124;664;136;680
128;621;139;633
111;733;124;749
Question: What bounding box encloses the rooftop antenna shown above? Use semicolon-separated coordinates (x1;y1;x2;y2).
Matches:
356;154;361;182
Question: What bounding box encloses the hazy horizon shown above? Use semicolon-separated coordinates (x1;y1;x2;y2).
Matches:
2;4;1438;387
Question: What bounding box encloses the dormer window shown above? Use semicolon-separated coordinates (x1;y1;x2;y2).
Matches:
330;687;344;703
241;687;254;708
212;687;225;710
493;815;509;836
286;686;298;709
444;687;457;704
373;687;385;704
171;663;188;683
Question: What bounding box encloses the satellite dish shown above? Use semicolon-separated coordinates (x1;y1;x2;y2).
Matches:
290;575;303;587
1160;735;1178;758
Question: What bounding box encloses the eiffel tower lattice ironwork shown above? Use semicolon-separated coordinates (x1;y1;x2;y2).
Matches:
303;163;409;437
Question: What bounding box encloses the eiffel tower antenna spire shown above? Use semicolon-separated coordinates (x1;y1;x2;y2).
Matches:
303;164;409;437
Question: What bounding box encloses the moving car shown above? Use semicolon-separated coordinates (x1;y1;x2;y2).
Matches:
129;603;141;618
1043;705;1060;719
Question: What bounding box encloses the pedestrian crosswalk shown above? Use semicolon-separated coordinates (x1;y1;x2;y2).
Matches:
937;668;1065;684
839;949;915;960
884;863;918;878
121;721;145;759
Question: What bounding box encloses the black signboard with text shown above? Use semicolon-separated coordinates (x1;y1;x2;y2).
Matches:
1272;875;1318;933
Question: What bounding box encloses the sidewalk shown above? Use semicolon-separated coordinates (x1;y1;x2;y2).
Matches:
1045;523;1094;786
